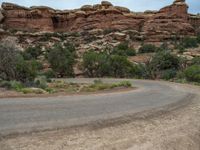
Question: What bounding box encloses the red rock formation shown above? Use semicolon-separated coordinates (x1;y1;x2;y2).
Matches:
142;0;195;42
1;0;200;42
2;3;54;31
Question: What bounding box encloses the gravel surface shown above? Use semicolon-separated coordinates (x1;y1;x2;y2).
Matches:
0;79;199;150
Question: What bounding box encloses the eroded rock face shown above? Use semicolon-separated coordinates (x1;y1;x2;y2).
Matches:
1;0;200;42
0;9;4;23
2;2;54;31
142;0;194;42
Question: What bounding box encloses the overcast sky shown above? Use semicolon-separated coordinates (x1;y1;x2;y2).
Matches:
0;0;199;14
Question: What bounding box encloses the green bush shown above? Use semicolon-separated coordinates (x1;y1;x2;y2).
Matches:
138;44;157;53
184;65;200;82
181;37;198;48
0;42;20;81
191;57;200;65
112;42;136;56
197;34;200;43
117;81;132;87
161;69;177;80
16;57;38;83
21;88;46;94
82;50;134;78
82;81;132;92
147;51;180;79
109;55;134;78
82;51;110;77
34;76;48;89
47;43;76;77
0;80;12;89
10;80;24;91
129;64;150;79
22;46;43;60
43;69;56;79
0;80;24;91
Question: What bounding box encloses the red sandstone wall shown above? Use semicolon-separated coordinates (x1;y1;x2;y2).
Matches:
1;0;199;41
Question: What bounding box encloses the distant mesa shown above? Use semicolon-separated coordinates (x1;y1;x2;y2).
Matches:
0;0;199;42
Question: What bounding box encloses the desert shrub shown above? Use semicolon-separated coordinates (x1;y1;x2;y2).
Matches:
130;64;150;79
82;51;110;77
197;34;200;43
0;41;38;82
181;37;198;48
0;80;12;89
15;57;38;83
138;44;157;53
43;69;56;79
22;46;43;60
117;81;132;87
184;65;200;82
112;42;136;56
0;80;24;91
21;88;46;94
47;43;76;77
191;57;200;65
82;50;135;78
82;81;132;92
34;76;48;89
148;51;180;79
160;69;177;80
0;41;20;81
10;80;24;91
109;55;133;78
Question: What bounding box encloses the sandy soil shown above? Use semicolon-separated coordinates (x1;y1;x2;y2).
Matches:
0;92;199;150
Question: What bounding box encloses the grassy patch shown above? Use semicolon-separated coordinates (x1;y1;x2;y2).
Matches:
21;88;46;94
0;79;132;95
81;80;132;92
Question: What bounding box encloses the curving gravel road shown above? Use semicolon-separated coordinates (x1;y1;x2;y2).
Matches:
0;79;196;136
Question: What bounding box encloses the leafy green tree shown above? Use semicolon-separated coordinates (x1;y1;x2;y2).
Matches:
82;51;110;77
0;42;19;81
82;50;135;78
47;43;76;77
0;42;38;83
109;55;133;78
148;51;180;79
22;45;43;60
184;65;200;82
16;57;38;83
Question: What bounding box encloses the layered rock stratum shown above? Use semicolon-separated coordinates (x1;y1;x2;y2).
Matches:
0;0;200;42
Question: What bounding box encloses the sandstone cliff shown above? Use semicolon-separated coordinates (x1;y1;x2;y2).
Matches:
0;0;200;42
